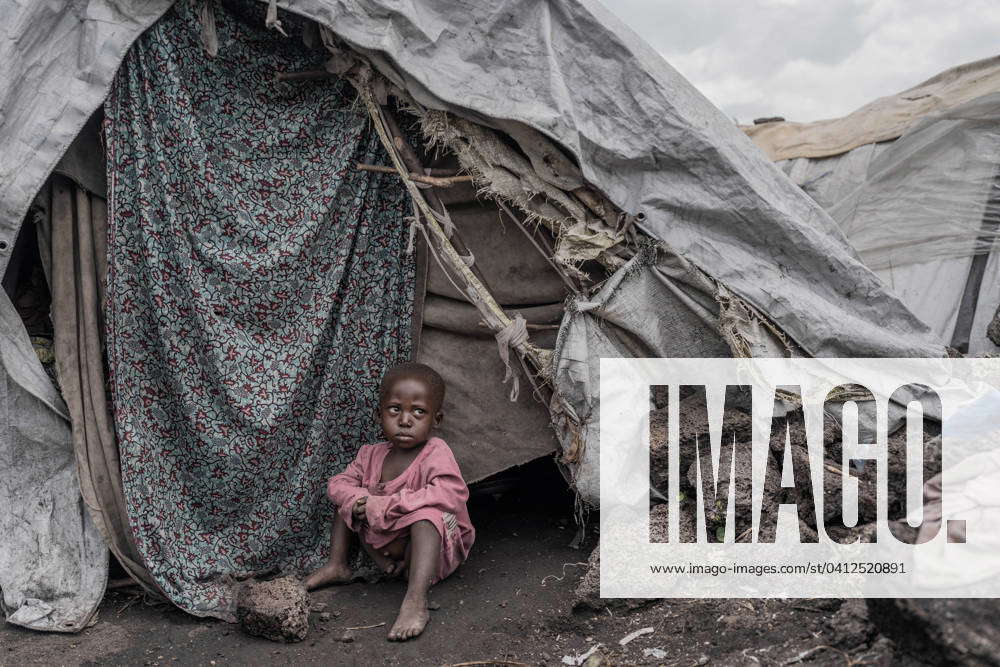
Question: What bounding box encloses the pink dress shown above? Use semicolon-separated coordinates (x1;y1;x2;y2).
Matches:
326;437;475;582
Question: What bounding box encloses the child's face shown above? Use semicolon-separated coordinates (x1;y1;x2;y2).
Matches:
379;376;442;449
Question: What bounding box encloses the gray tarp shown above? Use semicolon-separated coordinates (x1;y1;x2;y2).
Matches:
776;94;1000;354
0;280;107;632
1;0;946;628
417;167;565;483
0;0;943;359
553;246;734;501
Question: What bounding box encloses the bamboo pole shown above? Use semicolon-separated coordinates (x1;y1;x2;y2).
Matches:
275;69;335;82
357;85;552;377
356;163;474;187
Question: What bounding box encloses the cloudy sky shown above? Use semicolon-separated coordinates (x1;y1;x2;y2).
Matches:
603;0;1000;124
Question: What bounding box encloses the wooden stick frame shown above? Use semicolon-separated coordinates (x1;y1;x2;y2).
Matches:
356;83;553;379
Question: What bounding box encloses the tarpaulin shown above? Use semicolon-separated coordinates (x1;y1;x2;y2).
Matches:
0;0;944;362
415;164;565;483
773;94;1000;353
0;0;948;627
0;277;107;632
745;55;1000;161
44;175;163;598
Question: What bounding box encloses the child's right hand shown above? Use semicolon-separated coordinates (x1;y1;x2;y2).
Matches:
352;496;368;521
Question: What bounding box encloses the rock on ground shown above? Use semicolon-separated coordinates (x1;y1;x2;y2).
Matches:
785;446;878;525
870;598;1000;666
574;505;687;611
988;305;1000;346
650;396;753;498
685;441;781;529
236;576;310;643
824;599;874;649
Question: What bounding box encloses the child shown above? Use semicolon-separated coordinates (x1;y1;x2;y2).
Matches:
304;362;475;641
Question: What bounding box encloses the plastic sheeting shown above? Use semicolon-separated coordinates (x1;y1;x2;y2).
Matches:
416;167;564;483
0;285;107;632
1;0;947;627
774;94;1000;352
44;174;165;599
1;0;944;360
553;247;735;502
746;55;1000;161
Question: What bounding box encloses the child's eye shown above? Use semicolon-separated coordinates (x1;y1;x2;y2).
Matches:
414;409;425;416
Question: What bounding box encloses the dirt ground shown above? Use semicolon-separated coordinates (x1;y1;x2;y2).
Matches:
0;460;929;666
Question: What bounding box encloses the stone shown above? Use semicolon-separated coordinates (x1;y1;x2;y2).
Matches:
649;503;697;544
685;444;781;529
870;599;1000;666
751;518;819;544
885;430;942;520
573;541;660;613
650;395;753;499
786;447;877;526
824;599;874;649
988;305;1000;347
236;576;309;643
780;407;842;459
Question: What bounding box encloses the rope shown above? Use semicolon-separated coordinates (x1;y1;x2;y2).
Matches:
265;0;288;37
495;314;529;402
198;0;218;57
405;200;420;255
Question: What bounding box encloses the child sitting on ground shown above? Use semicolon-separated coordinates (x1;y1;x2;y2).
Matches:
304;362;475;641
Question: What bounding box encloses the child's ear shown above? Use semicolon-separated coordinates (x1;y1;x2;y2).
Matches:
434;410;444;426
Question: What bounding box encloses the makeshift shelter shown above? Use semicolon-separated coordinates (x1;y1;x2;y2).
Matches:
1;0;943;633
745;56;1000;354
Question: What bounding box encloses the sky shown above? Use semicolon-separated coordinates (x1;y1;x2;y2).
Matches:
602;0;1000;124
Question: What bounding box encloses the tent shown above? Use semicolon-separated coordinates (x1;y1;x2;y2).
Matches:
0;0;943;632
745;56;1000;354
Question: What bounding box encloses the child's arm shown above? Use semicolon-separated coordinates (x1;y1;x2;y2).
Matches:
363;447;468;532
327;448;372;531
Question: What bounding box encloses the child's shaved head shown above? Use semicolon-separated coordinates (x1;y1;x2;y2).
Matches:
379;362;446;412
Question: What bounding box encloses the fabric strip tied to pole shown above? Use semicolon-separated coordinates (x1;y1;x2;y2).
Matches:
198;1;218;57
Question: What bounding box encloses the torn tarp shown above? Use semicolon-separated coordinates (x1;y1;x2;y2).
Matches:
552;247;736;502
0;0;945;361
0;288;107;632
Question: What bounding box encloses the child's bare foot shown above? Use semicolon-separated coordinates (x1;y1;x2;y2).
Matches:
303;562;352;590
387;593;430;641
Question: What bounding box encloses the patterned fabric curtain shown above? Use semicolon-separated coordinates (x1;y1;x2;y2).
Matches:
104;0;414;619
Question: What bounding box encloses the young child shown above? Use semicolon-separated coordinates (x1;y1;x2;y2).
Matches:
304;362;475;641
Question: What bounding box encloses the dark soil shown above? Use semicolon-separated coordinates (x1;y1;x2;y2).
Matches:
0;459;939;666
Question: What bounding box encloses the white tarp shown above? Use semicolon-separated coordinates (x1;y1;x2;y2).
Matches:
0;290;107;632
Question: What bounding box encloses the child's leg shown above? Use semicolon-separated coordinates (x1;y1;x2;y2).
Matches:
303;513;354;590
387;520;439;641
